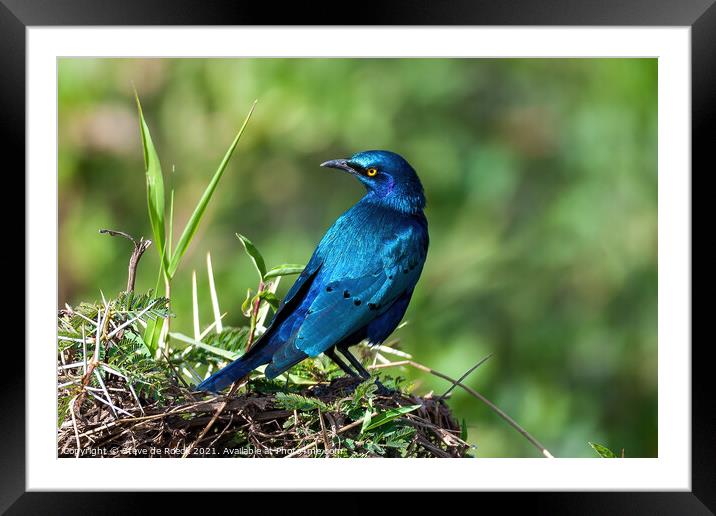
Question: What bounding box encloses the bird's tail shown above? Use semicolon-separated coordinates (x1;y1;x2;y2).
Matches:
195;346;270;393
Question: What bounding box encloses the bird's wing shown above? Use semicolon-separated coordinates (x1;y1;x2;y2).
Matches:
276;251;323;312
293;223;426;357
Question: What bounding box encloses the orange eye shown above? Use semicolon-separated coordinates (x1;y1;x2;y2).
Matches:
367;167;378;177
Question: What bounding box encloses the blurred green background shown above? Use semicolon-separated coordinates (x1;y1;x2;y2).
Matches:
58;58;657;458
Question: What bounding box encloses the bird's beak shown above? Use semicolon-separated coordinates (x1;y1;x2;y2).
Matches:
320;158;357;175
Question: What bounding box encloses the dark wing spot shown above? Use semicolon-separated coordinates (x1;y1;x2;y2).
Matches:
368;303;378;311
353;299;362;306
343;290;351;298
326;286;333;292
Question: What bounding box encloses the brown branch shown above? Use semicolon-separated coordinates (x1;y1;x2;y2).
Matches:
283;411;374;458
439;353;492;399
99;229;152;292
60;375;464;458
180;286;266;458
181;380;246;458
69;395;81;458
73;308;111;415
188;275;270;456
318;408;331;456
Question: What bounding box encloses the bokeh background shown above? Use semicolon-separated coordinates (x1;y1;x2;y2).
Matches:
58;58;657;458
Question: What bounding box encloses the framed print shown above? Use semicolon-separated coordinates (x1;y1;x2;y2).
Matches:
4;0;708;512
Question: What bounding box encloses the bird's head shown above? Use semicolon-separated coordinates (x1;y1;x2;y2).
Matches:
320;150;426;213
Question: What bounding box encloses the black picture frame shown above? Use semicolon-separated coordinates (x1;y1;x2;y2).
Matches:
4;1;706;513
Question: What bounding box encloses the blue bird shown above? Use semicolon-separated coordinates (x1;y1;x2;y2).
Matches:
196;150;428;393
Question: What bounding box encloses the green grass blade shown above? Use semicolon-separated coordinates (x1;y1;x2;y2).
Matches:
168;188;175;254
135;93;166;270
360;408;373;435
192;270;200;340
144;237;170;352
236;233;267;280
206;252;223;333
460;418;468;442
263;264;305;280
362;404;422;433
169;332;239;361
167;101;257;278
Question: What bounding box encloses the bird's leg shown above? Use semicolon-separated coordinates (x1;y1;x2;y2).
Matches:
338;345;394;395
325;348;359;378
337;346;372;380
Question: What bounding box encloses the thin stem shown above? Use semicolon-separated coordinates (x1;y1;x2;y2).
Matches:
157;276;171;358
69;396;81;458
182;379;246;458
245;280;265;351
439;354;492;399
284;409;378;458
369;360;555;458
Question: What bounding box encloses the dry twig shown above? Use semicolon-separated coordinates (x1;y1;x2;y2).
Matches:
99;229;152;293
369;359;554;458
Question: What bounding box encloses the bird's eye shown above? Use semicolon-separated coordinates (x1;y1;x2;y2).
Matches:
366;167;378;177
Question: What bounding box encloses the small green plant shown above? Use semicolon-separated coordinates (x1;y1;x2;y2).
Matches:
261;379;427;457
135;93;257;356
168;233;305;386
57;290;172;429
274;392;330;412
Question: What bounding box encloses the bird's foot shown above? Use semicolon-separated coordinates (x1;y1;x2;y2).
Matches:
373;378;395;396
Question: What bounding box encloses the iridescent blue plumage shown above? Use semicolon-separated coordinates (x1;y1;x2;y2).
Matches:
196;150;429;393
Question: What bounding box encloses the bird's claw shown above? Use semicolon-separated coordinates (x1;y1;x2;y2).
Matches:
373;378;395;396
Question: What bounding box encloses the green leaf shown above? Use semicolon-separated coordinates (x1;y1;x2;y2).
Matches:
145;242;170;350
352;380;378;406
588;442;618;458
202;327;250;354
122;329;152;357
241;288;253;316
274;392;329;412
135;93;166;269
236;233;267;280
255;290;280;310
383;426;417;449
166;101;257;278
362;404;421;433
169;332;240;361
57;394;72;428
263;264;305;280
360;408;373;435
